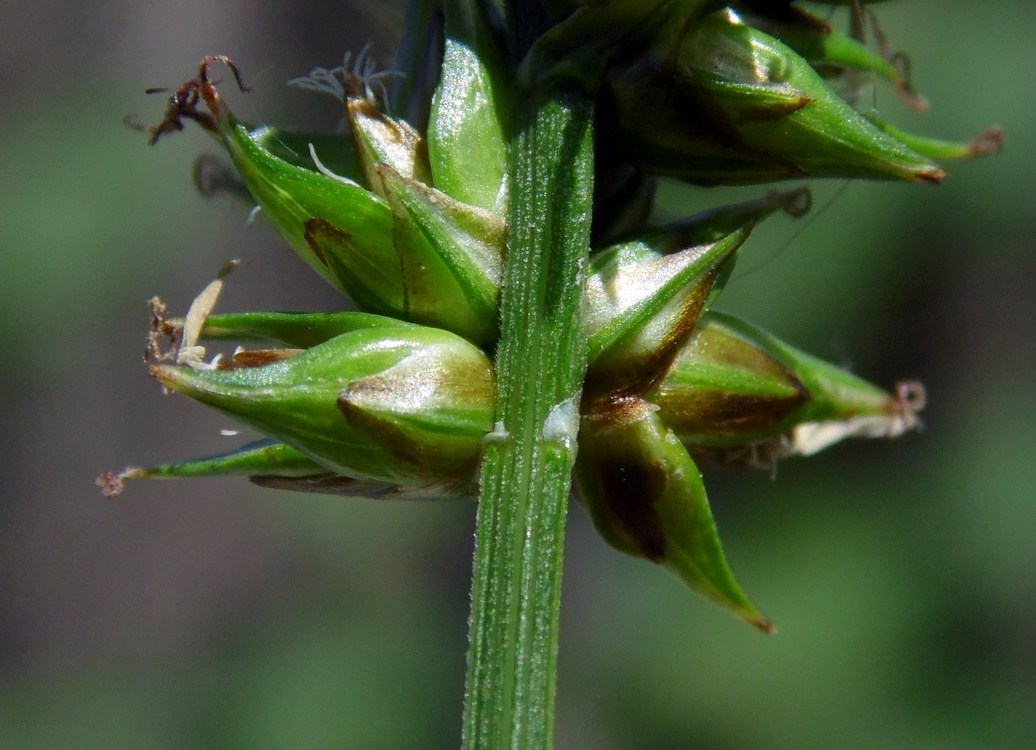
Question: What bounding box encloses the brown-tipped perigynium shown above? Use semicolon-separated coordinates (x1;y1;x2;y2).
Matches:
151;322;494;490
577;396;774;632
603;10;946;185
648;311;924;466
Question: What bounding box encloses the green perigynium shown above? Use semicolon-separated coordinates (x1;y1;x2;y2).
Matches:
104;3;999;727
150;319;496;488
577;396;776;631
604;9;949;185
649;310;923;455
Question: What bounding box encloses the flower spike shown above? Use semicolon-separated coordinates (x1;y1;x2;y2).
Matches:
113;2;999;640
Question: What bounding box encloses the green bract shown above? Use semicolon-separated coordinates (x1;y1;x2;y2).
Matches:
429;0;512;213
114;439;327;483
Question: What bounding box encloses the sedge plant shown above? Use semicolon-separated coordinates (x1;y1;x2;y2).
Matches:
101;1;1000;747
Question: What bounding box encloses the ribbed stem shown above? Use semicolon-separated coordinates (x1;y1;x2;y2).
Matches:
461;85;594;750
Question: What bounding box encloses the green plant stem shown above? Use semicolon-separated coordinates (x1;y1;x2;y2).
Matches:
461;86;595;749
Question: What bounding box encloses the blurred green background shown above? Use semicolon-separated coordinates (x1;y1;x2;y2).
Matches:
1;1;1033;747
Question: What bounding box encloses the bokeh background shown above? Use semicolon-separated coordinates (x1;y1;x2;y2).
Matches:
2;1;1034;747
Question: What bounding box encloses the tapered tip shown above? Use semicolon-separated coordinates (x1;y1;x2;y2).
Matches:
95;467;147;497
968;126;1005;158
148;362;177;388
750;613;777;635
916;167;948;185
